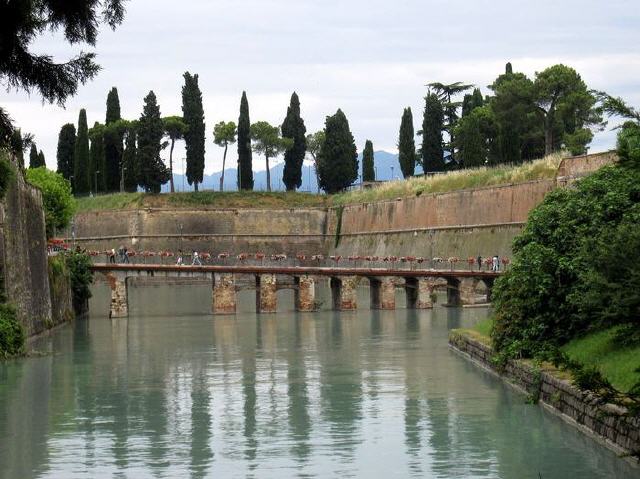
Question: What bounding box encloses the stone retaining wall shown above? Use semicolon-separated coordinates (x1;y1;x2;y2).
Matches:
449;330;640;462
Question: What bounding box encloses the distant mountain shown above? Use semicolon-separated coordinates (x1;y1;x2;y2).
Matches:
163;150;418;193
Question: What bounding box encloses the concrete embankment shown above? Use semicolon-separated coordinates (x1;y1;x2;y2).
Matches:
449;330;640;462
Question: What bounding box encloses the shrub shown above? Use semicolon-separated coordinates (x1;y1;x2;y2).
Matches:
0;155;15;200
492;123;640;358
65;251;93;313
0;304;24;358
25;167;75;237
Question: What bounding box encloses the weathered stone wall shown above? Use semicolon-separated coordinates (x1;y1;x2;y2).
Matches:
557;150;617;185
67;207;330;255
47;256;74;328
0;160;52;335
449;331;640;461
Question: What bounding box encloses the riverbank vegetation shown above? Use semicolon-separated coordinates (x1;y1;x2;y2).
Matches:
488;112;640;403
25;167;75;237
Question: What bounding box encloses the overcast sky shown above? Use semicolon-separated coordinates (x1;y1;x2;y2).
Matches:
3;0;639;173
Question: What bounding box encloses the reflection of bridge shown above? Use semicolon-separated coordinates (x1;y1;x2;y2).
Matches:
90;264;501;318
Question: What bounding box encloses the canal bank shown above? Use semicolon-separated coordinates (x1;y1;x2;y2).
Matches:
449;329;640;464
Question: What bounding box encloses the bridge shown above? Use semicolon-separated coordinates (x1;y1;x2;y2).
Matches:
90;263;501;318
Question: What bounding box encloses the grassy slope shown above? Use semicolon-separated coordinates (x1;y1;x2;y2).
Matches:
466;319;640;393
562;327;640;393
76;154;563;212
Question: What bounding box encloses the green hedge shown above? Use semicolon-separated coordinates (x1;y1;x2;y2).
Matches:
0;304;24;358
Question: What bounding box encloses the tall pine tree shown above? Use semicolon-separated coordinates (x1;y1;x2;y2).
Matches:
104;87;122;192
37;150;45;168
56;123;76;181
121;126;138;193
281;92;307;191
398;107;416;178
362;140;375;182
237;91;253;190
421;92;444;172
461;88;484;117
28;143;38;168
88;122;105;193
317;109;357;194
137;91;169;193
73;109;90;194
181;72;205;191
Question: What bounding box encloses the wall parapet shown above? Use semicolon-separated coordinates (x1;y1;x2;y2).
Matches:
449;330;640;463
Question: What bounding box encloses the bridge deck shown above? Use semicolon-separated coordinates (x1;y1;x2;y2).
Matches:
90;263;501;279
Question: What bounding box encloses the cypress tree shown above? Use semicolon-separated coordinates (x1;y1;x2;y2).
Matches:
421;92;444;172
104;87;122;192
137;91;169;193
237;91;253;190
56;123;76;181
88;122;105;193
122;127;138;192
462;88;484;117
505;62;513;75
317;109;358;194
182;72;205;191
362;140;375;182
29;144;38;168
398;107;416;178
37;150;45;168
73;109;90;194
281;92;307;190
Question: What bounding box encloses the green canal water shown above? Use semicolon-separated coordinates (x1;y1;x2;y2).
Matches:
1;283;639;478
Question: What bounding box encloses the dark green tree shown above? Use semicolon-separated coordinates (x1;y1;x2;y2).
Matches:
462;88;484;117
0;1;126;146
306;130;325;192
182;72;205;191
56;123;76;181
213;121;237;191
250;121;292;191
427;81;473;165
103;87;122;192
137;91;169;193
121;126;138;193
455;106;498;167
9;129;33;169
73;109;90;194
362;140;375;181
237;91;253;190
88;122;105;193
28;144;38;168
162;116;187;193
421;92;444;172
281;92;307;191
317;109;358;194
398;107;416;178
37;150;45;168
533;64;601;156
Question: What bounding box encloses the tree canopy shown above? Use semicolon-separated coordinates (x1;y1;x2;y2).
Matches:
56;123;76;181
182;72;205;191
162;115;187;193
281;92;307;191
398;107;416;178
306;130;325;192
237;91;253;190
362;140;375;182
317;109;357;194
250;121;292;191
73;109;90;194
213;121;237;191
137;91;169;193
103;87;122;192
25;167;75;237
421;92;444;172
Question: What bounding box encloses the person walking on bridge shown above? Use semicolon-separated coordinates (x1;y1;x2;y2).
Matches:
176;249;184;266
192;251;202;266
477;255;482;271
492;255;499;272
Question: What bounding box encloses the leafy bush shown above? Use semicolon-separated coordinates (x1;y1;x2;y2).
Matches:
25;167;75;237
0;155;15;200
65;250;93;313
492;124;640;358
0;304;24;358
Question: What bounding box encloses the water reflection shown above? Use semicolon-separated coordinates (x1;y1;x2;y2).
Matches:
0;283;638;479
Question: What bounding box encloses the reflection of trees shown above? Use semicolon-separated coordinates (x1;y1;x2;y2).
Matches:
189;370;213;479
287;317;311;463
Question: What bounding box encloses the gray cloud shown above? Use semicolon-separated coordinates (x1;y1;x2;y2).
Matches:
3;0;639;173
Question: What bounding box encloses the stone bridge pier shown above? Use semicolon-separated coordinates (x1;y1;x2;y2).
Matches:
104;271;128;318
212;272;236;314
369;277;396;310
255;274;277;313
294;275;316;311
405;277;436;309
330;275;358;310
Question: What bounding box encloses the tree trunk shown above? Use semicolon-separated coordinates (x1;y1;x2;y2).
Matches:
220;143;227;192
194;181;198;192
265;153;271;192
169;139;175;193
544;113;553;156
